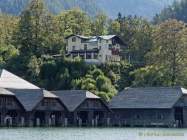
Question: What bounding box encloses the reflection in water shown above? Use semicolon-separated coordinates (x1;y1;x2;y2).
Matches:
0;128;186;140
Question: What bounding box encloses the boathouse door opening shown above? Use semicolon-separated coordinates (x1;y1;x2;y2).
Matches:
50;112;61;126
5;110;18;126
34;111;45;126
175;107;183;127
94;111;104;126
78;111;88;126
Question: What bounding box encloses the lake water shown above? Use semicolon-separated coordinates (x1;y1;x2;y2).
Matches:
0;127;186;140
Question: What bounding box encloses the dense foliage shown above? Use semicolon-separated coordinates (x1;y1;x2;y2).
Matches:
1;0;187;101
153;0;187;24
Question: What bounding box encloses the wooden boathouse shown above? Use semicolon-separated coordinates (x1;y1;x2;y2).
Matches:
1;69;187;128
52;90;111;127
0;69;68;127
109;87;187;128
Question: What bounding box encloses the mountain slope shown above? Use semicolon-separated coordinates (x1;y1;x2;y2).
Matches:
96;0;178;19
153;0;187;23
0;0;100;16
0;0;179;19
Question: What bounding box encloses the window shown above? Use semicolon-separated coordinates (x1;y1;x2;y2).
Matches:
99;46;102;50
42;99;56;106
42;99;49;106
86;53;92;59
94;53;98;59
72;54;78;58
106;40;109;43
79;54;85;59
109;44;112;50
99;39;102;43
112;39;116;45
84;44;87;50
72;37;76;42
72;46;76;51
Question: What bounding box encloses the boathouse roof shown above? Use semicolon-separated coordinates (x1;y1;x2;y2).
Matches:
109;87;187;109
0;69;60;111
6;88;60;111
0;87;15;96
7;88;44;111
52;90;100;112
0;69;40;89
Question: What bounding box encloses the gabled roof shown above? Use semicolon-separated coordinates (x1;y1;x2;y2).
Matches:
7;88;43;111
6;88;59;111
109;87;185;109
65;34;90;39
0;87;15;96
99;35;116;40
52;90;100;112
66;34;117;40
43;90;58;98
65;34;125;45
0;69;60;111
0;69;40;89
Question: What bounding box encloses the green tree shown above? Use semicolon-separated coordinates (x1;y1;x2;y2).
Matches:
109;15;153;66
72;67;117;101
131;65;170;87
91;13;108;35
153;0;187;24
108;20;120;35
15;0;55;57
0;14;19;68
147;19;187;86
57;8;92;37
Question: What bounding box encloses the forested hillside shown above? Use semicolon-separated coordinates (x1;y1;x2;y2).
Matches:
0;0;100;16
96;0;177;19
0;0;178;19
1;0;187;101
154;0;187;23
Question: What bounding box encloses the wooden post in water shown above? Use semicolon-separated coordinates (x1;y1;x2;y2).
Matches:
36;118;40;127
78;118;82;127
64;118;68;127
91;119;95;127
107;118;110;127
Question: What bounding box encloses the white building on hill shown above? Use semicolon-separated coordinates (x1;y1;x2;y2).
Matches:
65;35;125;64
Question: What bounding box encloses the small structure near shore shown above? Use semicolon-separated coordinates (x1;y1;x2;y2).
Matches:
52;90;111;127
0;69;68;127
109;87;187;128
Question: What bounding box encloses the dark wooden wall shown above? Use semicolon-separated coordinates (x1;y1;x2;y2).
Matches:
111;109;175;127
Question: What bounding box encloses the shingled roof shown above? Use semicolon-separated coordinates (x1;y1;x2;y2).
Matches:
0;88;14;96
0;69;39;89
65;34;125;45
52;90;100;112
109;87;186;109
6;88;59;111
43;90;58;98
0;69;61;111
7;88;43;111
